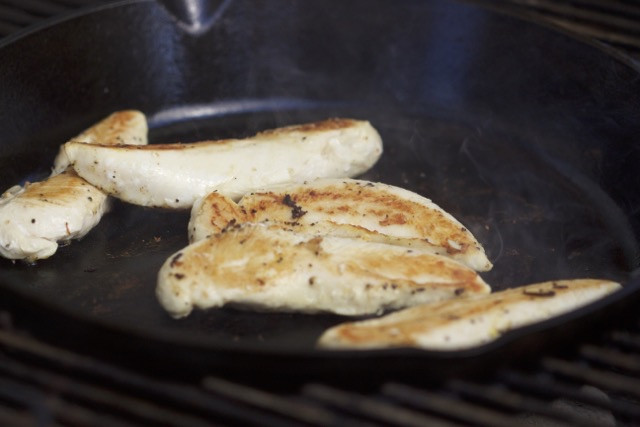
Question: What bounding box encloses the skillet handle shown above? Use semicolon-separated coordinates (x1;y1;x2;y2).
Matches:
156;0;232;35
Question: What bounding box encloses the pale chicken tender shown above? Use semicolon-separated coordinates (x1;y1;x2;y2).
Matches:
0;170;110;261
317;279;621;350
64;118;383;209
156;223;490;319
0;110;148;262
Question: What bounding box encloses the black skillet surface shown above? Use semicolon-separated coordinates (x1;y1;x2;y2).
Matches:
0;0;639;378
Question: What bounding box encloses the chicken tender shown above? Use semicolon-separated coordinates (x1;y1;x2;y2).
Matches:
156;223;490;319
189;178;492;271
317;279;621;350
0;110;147;261
64;119;383;208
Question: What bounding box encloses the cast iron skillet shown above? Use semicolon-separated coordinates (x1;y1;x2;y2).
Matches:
0;0;639;379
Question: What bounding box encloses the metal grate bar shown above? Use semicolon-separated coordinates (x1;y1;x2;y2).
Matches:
610;331;640;352
0;405;55;427
381;382;531;427
0;375;137;427
498;0;640;31
543;357;640;399
0;355;213;426
0;0;110;37
0;376;55;425
446;379;597;427
527;13;640;49
0;20;18;34
52;0;106;5
203;377;360;427
0;5;39;26
562;0;640;16
476;0;640;59
0;329;306;426
501;369;640;421
0;409;45;427
302;383;461;427
580;344;640;374
0;0;68;16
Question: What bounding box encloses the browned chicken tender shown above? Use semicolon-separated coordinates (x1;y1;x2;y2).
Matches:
189;178;492;271
318;279;621;350
156;223;491;318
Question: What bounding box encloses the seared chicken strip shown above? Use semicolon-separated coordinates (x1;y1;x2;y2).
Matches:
318;279;621;350
0;170;111;261
64;119;383;209
189;178;492;271
156;223;490;319
0;111;148;261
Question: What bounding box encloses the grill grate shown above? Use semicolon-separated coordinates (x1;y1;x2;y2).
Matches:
2;314;640;425
1;0;640;425
475;0;640;65
0;0;112;38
